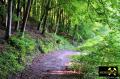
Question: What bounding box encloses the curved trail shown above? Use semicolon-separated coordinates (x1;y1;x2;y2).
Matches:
16;50;82;79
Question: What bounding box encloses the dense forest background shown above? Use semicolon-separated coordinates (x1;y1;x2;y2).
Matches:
0;0;120;79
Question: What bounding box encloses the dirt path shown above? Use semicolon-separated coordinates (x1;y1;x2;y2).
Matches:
16;50;82;79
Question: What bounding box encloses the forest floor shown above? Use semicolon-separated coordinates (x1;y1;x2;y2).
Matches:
16;50;83;79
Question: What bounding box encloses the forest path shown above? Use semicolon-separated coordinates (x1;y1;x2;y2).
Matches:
17;50;82;79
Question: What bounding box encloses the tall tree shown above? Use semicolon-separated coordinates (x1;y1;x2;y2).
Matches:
22;0;26;19
41;0;51;34
5;0;13;40
37;0;45;31
15;0;21;31
20;0;32;36
55;8;60;34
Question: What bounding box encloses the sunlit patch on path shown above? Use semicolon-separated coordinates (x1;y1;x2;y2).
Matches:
45;70;81;75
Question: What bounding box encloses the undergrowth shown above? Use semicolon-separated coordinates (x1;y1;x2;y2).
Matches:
71;30;120;79
0;33;75;78
0;46;24;79
0;34;36;79
38;33;75;53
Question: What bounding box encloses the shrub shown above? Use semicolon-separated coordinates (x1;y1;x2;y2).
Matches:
0;46;24;79
38;33;75;53
71;30;120;79
9;35;35;53
9;34;36;64
0;34;36;78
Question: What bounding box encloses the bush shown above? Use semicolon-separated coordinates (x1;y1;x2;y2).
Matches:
71;30;120;79
9;35;35;63
0;46;24;79
9;35;35;53
38;33;75;53
0;34;36;78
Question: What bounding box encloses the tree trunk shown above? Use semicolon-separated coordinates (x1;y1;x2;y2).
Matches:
67;20;71;33
15;0;21;31
37;0;45;31
5;14;8;28
12;0;17;14
73;24;78;41
55;9;63;34
59;9;63;32
41;0;51;34
37;13;45;30
41;10;49;34
55;8;60;34
32;0;37;17
22;0;26;19
5;0;12;40
20;0;32;36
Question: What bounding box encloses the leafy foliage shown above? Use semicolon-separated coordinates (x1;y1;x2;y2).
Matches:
72;30;120;79
0;34;36;78
0;46;24;79
12;13;21;22
9;34;35;53
0;5;6;16
38;33;75;53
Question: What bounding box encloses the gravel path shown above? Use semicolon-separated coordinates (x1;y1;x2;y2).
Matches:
16;50;82;79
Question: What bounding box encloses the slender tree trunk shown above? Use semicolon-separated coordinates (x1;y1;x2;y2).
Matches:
20;0;32;36
32;0;37;17
67;19;71;33
62;10;65;28
55;8;60;34
59;9;64;32
22;0;26;19
37;1;41;19
41;0;51;34
12;0;17;14
15;0;21;31
37;0;45;31
53;8;56;32
0;0;6;26
41;10;49;34
73;24;78;41
4;0;7;28
5;14;8;28
48;9;54;32
55;9;63;34
5;0;12;40
37;13;45;30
